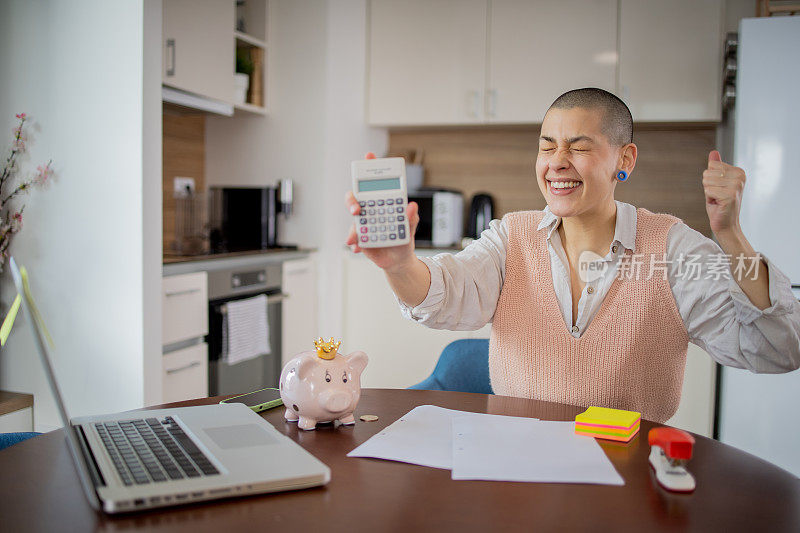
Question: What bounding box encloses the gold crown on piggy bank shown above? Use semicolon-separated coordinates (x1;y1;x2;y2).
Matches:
314;337;341;360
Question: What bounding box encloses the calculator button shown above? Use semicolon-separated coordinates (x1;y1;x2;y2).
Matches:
370;235;377;242
360;218;367;224
397;215;405;222
388;216;395;222
367;200;375;206
388;207;395;214
369;217;376;224
359;201;366;207
396;198;404;204
380;225;386;232
377;200;384;206
399;226;406;238
386;199;394;205
360;227;368;234
368;208;376;215
378;208;385;215
360;236;368;243
396;206;404;213
389;225;396;231
379;216;386;223
389;234;397;240
369;226;377;233
380;235;387;241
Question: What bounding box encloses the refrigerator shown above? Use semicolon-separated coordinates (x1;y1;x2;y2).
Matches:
718;16;800;476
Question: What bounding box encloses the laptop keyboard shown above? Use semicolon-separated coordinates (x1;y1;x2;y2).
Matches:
94;416;219;486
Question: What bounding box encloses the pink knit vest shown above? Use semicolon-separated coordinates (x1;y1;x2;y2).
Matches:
489;208;689;423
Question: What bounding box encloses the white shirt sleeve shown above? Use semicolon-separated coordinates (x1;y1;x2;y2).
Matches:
397;217;508;331
667;223;800;373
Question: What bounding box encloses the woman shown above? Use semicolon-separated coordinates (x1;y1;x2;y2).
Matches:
344;88;800;423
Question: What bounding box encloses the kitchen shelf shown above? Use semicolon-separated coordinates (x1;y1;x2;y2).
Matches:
234;102;267;116
234;30;266;49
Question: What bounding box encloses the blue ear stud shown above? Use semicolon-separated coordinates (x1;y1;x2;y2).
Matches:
616;170;628;182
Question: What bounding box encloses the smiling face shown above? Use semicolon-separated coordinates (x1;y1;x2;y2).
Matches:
536;107;634;219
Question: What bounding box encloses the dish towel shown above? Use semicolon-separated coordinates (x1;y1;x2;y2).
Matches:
223;294;271;366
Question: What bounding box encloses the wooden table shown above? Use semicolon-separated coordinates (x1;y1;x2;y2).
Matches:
1;389;798;532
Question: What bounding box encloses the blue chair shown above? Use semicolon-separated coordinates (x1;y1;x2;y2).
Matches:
409;339;493;394
0;432;40;451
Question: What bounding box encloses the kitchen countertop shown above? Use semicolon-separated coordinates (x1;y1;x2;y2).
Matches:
163;248;315;276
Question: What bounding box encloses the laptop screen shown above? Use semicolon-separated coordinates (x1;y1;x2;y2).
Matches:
9;257;101;510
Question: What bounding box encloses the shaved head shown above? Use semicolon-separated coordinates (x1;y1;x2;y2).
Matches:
547;88;633;147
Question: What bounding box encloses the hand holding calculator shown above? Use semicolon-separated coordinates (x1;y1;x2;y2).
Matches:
350;155;411;248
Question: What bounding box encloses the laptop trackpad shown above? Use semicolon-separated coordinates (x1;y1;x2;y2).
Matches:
203;424;277;450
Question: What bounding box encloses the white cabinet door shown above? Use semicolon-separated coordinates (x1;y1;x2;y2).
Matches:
282;258;318;367
368;0;487;126
488;0;617;123
665;343;716;437
163;0;234;103
619;0;723;122
343;252;491;389
162;342;209;403
162;272;208;346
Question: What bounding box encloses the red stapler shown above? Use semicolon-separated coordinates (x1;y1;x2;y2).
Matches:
648;427;696;493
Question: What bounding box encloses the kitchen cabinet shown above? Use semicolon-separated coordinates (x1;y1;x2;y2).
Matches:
162;272;208;346
162;272;209;403
367;0;487;126
618;0;723;122
488;0;617;123
343;252;491;388
162;0;234;104
162;343;209;404
282;257;318;366
667;344;716;437
0;391;33;433
368;0;724;125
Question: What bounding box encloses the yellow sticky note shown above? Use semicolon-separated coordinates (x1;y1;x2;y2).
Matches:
0;294;21;346
575;406;641;429
20;266;54;348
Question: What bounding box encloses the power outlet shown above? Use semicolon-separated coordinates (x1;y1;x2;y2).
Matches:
174;177;196;198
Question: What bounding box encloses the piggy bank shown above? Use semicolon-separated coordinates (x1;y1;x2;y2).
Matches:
279;337;368;431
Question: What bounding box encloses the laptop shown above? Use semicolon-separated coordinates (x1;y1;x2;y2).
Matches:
9;257;330;513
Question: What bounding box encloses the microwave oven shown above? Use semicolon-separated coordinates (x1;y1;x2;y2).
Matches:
408;190;464;248
209;187;278;252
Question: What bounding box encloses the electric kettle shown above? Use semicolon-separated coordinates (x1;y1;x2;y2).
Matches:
467;193;495;239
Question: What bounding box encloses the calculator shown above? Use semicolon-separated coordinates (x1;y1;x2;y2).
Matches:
351;156;411;248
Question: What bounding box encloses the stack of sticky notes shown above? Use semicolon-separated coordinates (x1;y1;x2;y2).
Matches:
575;406;641;442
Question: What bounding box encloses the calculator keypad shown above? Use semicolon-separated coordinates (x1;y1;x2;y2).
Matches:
355;195;410;246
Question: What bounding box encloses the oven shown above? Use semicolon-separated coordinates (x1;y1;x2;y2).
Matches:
206;263;284;396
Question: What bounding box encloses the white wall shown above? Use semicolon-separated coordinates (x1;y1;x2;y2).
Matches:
319;0;389;340
206;0;387;339
0;0;161;430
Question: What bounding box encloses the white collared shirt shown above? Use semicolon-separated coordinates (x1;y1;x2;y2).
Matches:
399;201;800;373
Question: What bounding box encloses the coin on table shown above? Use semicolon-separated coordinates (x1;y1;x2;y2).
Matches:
359;414;379;422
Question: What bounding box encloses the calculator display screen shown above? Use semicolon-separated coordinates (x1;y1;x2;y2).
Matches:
358;177;401;192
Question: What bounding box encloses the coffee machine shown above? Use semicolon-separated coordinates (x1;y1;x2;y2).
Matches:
209;180;295;252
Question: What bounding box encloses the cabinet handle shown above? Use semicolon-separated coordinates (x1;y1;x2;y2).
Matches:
487;89;498;118
166;38;175;77
267;293;289;303
218;293;289;314
466;90;480;119
166;361;201;375
164;288;201;298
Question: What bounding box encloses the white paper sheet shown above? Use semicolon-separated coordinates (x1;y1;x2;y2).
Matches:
347;405;537;470
451;416;624;485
